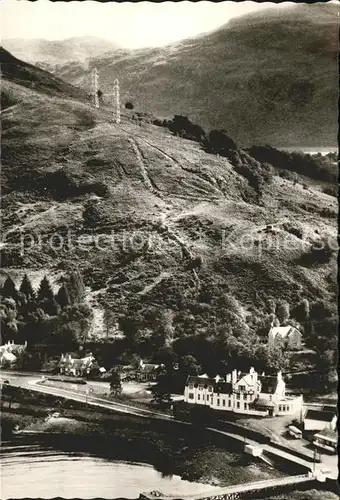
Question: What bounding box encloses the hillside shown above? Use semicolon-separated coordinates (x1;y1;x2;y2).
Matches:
2;36;120;68
2;47;336;320
54;3;338;148
1;50;337;386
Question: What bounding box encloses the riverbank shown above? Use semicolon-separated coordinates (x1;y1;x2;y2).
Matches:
1;408;285;488
1;384;287;490
1;387;337;500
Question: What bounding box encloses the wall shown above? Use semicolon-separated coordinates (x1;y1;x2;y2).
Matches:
276;396;303;416
304;416;336;431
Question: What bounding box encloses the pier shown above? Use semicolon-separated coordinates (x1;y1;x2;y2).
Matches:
140;473;315;500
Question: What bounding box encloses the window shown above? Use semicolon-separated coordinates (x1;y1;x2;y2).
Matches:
197;394;200;400
208;386;213;392
217;399;220;406
206;395;209;402
188;393;194;400
228;400;231;407
199;385;203;391
223;399;226;407
236;402;240;409
278;405;282;412
236;394;240;400
244;403;247;410
244;394;247;401
202;394;205;401
239;385;245;391
188;384;194;390
269;395;272;401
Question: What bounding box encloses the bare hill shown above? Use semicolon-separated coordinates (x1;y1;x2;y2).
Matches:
1;50;337;348
55;4;338;148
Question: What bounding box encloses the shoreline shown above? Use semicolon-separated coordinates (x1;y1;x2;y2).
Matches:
1;405;285;490
1;393;338;500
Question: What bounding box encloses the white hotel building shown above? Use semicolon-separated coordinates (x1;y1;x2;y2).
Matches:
184;367;303;417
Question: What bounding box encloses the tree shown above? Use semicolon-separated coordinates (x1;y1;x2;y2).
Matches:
109;369;122;396
151;374;172;407
125;101;134;110
276;301;290;324
2;277;18;300
292;298;310;322
206;129;237;156
65;269;85;304
56;284;71;309
179;355;201;376
37;276;54;303
266;298;276;314
19;274;35;301
36;276;59;316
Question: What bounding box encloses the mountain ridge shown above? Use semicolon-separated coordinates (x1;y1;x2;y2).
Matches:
50;3;338;148
2;36;120;67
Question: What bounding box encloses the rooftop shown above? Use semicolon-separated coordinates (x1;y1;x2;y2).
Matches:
139;363;160;373
215;382;233;394
259;376;277;394
186;375;215;386
270;325;300;339
305;409;336;422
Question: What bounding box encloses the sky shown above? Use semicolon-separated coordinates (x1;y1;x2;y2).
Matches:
0;0;297;49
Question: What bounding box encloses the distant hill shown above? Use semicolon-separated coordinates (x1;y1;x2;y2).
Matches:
55;4;338;148
0;47;88;104
2;36;120;68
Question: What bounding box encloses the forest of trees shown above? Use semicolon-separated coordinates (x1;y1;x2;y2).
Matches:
0;269;93;354
1;267;336;395
113;286;337;397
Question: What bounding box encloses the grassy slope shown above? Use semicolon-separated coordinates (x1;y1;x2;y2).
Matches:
1;50;337;338
55;4;338;148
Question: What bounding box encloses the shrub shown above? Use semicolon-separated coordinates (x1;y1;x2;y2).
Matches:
168;115;206;143
153;119;163;126
297;239;335;267
322;185;338;197
247;145;337;184
204;129;237;156
125;102;134;110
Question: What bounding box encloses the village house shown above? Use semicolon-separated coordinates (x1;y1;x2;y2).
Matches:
303;409;337;432
59;353;95;377
136;360;164;382
184;367;303;417
268;325;302;351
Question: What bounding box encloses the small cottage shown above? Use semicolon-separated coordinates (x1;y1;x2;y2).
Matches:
0;341;27;367
303;409;337;432
268;325;302;351
136;360;163;382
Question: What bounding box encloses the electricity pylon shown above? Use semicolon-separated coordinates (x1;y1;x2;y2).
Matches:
113;78;120;124
93;68;99;109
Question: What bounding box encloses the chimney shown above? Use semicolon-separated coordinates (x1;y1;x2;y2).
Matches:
215;375;221;383
232;369;237;385
249;367;255;375
226;373;232;383
277;371;282;382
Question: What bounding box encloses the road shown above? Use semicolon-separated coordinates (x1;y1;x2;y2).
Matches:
1;370;337;480
0;370;172;420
